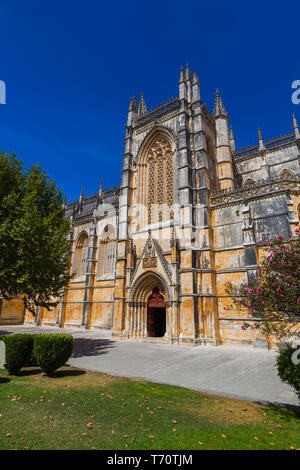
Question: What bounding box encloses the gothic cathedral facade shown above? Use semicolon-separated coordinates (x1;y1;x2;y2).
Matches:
22;66;300;348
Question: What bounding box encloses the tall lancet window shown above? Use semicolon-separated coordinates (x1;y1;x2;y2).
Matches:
98;225;117;277
138;134;174;227
73;232;89;278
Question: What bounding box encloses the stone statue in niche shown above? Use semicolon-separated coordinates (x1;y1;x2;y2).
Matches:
143;238;157;268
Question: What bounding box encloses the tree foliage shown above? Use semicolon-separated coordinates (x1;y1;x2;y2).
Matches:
225;230;300;341
0;151;71;314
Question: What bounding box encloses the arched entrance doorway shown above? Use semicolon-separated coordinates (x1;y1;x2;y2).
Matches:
147;287;166;337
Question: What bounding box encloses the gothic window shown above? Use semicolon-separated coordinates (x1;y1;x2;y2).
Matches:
98;225;117;277
140;135;174;226
73;232;89;278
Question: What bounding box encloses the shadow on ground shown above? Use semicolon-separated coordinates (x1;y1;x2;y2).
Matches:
0;330;14;337
0;376;10;383
71;337;115;358
50;367;86;378
256;400;300;413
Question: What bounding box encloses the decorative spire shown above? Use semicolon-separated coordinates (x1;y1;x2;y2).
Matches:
229;125;236;153
79;187;84;204
99;180;103;198
179;66;185;83
128;96;136;112
191;70;200;103
213;89;228;118
185;63;191;81
258;127;265;150
192;70;199;85
127;96;137;127
137;91;147;116
62;194;66;209
293;114;300;139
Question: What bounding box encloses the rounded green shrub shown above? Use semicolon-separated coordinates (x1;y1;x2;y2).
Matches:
33;334;74;375
2;334;34;375
276;343;300;401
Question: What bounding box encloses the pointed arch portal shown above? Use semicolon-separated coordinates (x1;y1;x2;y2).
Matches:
147;287;166;337
126;271;170;338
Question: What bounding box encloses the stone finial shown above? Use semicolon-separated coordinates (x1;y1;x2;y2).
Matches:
179;66;185;83
62;194;66;209
192;70;199;85
191;70;200;103
213;89;228;118
99;180;103;198
128;96;136;112
185;63;191;81
293;114;300;139
229;125;236;153
258;127;265;150
79;187;84;204
127;96;137;127
137;91;147;116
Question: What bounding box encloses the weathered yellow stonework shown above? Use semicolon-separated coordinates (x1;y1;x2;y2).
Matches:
7;67;300;349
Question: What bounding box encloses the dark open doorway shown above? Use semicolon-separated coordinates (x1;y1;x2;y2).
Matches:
147;287;166;338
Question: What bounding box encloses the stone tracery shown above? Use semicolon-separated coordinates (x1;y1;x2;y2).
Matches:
138;133;175;227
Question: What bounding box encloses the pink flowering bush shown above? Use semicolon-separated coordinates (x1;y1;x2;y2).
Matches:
225;229;300;341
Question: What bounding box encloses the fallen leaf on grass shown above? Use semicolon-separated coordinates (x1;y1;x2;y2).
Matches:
221;434;227;439
86;422;93;429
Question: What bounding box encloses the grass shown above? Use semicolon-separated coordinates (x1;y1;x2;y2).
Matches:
0;366;299;450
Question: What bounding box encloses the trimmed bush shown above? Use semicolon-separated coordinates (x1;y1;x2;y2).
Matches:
276;343;300;401
33;334;74;375
1;334;34;375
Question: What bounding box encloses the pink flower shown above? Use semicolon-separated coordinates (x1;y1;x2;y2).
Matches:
241;326;246;330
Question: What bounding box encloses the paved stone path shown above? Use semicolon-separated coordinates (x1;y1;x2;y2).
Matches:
0;325;298;407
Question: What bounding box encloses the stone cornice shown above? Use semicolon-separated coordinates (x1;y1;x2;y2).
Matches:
211;175;300;208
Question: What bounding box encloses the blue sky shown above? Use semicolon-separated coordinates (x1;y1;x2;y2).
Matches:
0;0;299;201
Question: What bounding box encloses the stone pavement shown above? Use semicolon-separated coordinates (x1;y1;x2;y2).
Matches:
0;325;298;408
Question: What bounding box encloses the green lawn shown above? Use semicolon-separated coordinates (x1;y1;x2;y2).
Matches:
0;366;299;450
